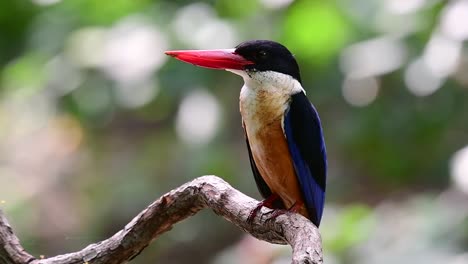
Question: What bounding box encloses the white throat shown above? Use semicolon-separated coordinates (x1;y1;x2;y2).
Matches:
233;70;305;132
228;70;304;95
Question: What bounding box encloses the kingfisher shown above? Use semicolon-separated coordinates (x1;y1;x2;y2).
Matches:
165;40;327;227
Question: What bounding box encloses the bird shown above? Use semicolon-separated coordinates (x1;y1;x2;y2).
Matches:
165;40;327;227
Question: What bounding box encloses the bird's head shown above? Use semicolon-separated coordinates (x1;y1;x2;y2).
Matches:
165;40;302;86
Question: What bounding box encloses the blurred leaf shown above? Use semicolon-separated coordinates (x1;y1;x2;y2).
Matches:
324;205;375;253
0;0;37;64
69;73;114;123
216;0;260;18
66;0;152;25
282;1;351;64
1;53;46;97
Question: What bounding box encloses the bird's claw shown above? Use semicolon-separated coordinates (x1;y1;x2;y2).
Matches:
265;209;288;223
247;202;263;223
247;194;280;224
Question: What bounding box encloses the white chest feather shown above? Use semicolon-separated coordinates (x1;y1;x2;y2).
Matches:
238;71;304;133
240;85;288;133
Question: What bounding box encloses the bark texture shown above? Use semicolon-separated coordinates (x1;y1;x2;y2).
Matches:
0;176;323;264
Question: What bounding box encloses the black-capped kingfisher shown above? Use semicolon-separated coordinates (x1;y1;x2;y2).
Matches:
165;40;327;227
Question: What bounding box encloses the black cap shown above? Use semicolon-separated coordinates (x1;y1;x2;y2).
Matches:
235;40;302;83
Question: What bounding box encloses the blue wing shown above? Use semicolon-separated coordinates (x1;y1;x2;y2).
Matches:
284;92;327;227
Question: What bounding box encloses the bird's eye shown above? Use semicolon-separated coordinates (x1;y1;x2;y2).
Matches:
258;50;267;58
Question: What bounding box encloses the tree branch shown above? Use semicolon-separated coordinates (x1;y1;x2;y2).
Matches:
0;176;323;264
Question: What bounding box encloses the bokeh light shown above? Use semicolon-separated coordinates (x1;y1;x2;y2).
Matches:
404;57;443;96
342;76;379;107
423;32;461;78
114;79;159;109
260;0;294;10
384;0;427;14
172;3;238;49
66;27;107;68
101;17;168;83
176;89;221;146
440;0;468;41
450;145;468;195
45;56;83;96
32;0;62;6
283;1;350;62
340;36;407;79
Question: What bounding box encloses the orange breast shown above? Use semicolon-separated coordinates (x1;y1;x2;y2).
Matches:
245;119;308;218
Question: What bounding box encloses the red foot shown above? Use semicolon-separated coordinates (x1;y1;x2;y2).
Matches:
247;194;279;223
266;201;303;222
288;201;303;213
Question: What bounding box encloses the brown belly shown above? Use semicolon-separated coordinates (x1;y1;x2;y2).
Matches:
245;120;308;218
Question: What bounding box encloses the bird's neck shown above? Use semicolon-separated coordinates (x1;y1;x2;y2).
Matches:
239;71;304;131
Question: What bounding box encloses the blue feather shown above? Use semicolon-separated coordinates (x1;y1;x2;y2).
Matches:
284;92;327;227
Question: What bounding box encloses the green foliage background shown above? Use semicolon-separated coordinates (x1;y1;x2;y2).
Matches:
1;0;467;263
